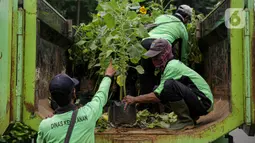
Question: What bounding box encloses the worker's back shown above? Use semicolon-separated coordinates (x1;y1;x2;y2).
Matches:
37;77;112;143
37;105;98;143
147;15;188;44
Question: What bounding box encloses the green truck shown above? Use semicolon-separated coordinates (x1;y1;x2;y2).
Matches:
0;0;254;142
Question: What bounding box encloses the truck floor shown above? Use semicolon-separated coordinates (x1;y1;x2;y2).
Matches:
96;96;230;135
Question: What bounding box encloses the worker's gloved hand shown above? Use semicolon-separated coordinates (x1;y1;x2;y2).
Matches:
105;59;116;77
123;95;136;110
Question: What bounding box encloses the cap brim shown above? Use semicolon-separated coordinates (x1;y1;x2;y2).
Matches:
144;50;162;58
72;78;79;86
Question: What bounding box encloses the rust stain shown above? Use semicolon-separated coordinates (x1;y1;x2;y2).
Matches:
252;21;255;123
0;52;2;59
24;102;36;113
9;37;17;121
6;101;10;114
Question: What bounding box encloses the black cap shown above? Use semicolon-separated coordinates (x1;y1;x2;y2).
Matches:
49;74;79;97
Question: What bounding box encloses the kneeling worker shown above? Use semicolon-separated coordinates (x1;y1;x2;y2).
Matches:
124;39;213;130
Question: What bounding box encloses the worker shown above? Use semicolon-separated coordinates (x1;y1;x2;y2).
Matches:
126;5;193;113
143;4;192;64
127;4;192;97
37;61;116;143
124;39;213;130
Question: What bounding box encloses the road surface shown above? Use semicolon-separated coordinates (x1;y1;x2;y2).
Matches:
230;129;255;143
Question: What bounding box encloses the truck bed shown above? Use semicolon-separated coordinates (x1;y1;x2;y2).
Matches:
96;96;230;135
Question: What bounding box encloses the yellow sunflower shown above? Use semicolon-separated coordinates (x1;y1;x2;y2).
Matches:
139;6;147;14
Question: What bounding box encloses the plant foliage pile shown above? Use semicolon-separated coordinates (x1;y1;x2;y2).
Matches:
70;0;204;99
96;110;177;132
0;122;37;143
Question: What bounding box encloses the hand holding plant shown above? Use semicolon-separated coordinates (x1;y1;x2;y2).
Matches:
105;59;116;77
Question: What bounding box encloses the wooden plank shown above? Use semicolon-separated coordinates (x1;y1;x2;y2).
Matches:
200;0;230;37
37;0;69;37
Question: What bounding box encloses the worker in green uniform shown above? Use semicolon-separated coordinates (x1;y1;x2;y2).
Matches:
124;39;213;130
143;4;191;65
127;5;192;98
37;61;116;143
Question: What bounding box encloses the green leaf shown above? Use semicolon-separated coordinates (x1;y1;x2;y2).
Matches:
135;24;149;38
88;59;96;69
76;40;86;46
130;57;140;64
103;14;116;29
127;11;137;20
90;41;97;50
127;44;143;58
108;0;119;11
82;48;89;53
131;0;146;3
106;50;113;58
106;35;119;44
94;63;101;67
98;2;111;11
86;32;93;38
117;74;125;87
135;65;144;74
68;49;72;54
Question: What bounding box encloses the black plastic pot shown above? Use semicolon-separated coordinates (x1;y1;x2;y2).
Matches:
108;101;136;126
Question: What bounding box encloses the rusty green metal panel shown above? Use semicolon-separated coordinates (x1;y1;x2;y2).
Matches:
0;0;13;134
244;8;252;126
16;8;24;122
247;0;255;127
22;0;73;131
242;0;255;136
251;0;255;127
22;0;42;131
11;0;18;124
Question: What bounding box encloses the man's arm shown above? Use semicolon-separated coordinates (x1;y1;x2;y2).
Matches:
135;92;160;103
124;64;180;107
84;76;112;120
81;60;115;120
123;92;160;109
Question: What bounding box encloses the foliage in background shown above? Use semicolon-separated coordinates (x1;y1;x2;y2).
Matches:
0;122;37;143
187;11;204;69
96;110;177;132
46;0;220;25
70;0;204;99
46;0;98;24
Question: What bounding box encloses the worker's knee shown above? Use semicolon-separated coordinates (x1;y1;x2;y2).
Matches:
163;79;178;93
160;79;182;102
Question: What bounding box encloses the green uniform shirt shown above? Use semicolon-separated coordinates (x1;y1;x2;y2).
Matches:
154;60;213;112
144;15;189;65
37;77;112;143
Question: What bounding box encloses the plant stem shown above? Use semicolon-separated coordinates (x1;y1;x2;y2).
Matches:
120;86;123;101
123;76;127;97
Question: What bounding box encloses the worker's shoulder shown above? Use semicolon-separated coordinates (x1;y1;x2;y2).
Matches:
156;14;180;21
38;117;54;131
166;59;183;68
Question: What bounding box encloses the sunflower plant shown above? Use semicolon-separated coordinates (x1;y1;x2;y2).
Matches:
70;0;203;100
71;0;153;99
